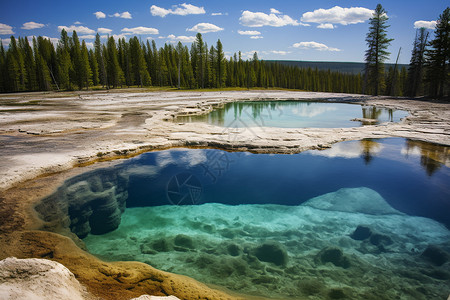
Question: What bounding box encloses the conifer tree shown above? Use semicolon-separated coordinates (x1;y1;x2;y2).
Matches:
216;39;226;88
89;49;99;86
425;7;450;98
8;36;27;91
0;42;5;92
106;37;123;88
194;33;205;88
80;41;92;88
94;33;107;88
70;31;83;89
406;28;429;97
19;37;37;90
33;37;52;90
364;4;393;95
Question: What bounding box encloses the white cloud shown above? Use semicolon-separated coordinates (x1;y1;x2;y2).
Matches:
150;3;205;17
110;12;132;19
211;12;228;16
74;21;82;25
270;8;281;14
414;20;436;29
250;36;263;39
121;27;159;35
85;42;94;48
238;30;261;35
301;6;373;25
239;10;308;27
79;35;95;39
317;23;335;29
293;41;341;52
112;34;128;40
21;22;45;30
0;23;14;35
1;38;11;46
186;23;224;33
166;34;196;43
97;27;112;34
58;25;95;34
270;50;290;55
94;11;106;19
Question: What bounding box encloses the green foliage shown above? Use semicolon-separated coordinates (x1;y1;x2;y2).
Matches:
425;7;450;98
3;21;445;98
364;4;394;96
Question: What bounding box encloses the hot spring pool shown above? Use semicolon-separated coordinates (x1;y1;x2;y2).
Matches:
175;101;409;128
37;138;450;300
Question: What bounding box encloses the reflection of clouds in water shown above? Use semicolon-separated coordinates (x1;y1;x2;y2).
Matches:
288;105;337;118
401;146;422;157
156;149;208;168
309;141;383;158
155;151;174;168
124;165;159;177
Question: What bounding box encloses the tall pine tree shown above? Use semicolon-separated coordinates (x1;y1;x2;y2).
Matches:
364;4;393;96
425;7;450;98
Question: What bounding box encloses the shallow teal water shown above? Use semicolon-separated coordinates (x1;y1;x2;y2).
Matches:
176;101;409;128
73;138;450;300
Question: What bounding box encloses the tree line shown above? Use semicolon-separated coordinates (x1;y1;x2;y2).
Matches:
0;31;363;94
0;5;448;98
364;5;449;98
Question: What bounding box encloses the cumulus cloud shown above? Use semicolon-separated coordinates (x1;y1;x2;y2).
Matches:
110;12;132;19
21;22;45;30
211;12;228;16
414;20;436;29
270;8;281;14
121;27;159;35
97;27;112;34
317;23;335;29
0;23;14;35
238;30;261;35
301;6;373;25
250;36;263;39
94;11;106;19
293;41;341;51
58;25;95;34
239;10;308;27
79;35;95;39
85;42;94;48
166;34;196;43
186;23;224;33
74;21;82;25
151;3;205;17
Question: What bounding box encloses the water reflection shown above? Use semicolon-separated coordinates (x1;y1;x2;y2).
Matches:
403;140;450;176
176;101;408;128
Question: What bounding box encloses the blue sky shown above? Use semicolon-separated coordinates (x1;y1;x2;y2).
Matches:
0;0;447;63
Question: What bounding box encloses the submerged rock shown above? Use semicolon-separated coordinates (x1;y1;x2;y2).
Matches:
174;234;194;249
350;225;373;240
303;187;401;215
421;245;449;266
252;241;288;266
316;247;351;269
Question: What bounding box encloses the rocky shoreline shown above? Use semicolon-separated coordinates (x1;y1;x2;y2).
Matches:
0;89;449;299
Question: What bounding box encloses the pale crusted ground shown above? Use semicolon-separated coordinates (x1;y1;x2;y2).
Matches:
0;89;449;300
1;89;449;192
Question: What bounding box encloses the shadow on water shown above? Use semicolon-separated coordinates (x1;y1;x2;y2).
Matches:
36;138;450;300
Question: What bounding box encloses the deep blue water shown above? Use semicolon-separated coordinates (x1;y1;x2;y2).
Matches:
176;101;409;128
125;138;450;228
